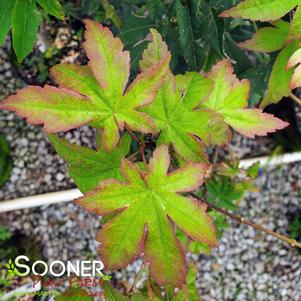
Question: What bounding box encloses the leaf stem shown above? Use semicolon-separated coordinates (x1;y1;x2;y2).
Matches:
124;123;147;168
191;193;301;249
290;92;301;107
124;123;141;144
127;263;145;295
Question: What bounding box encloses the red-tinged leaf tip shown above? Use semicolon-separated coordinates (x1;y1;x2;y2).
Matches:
74;179;125;215
149;144;170;175
139;28;170;72
126;53;171;108
143;221;187;288
97;215;147;270
178;197;219;247
166;162;209;193
0;85;96;133
287;48;301;69
83;19;130;95
229;109;289;138
290;64;301;90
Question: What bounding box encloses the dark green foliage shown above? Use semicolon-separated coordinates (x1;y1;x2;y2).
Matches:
0;135;12;189
0;0;64;62
206;176;244;210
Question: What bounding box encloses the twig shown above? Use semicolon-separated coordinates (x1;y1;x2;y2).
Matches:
290;92;301;107
124;123;147;168
191;193;301;249
124;123;141;144
127;263;145;295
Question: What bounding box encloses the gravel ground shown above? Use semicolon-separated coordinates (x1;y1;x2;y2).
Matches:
197;163;301;301
1;42;300;300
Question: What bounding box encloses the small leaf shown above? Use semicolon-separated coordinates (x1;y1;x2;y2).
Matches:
75;145;217;287
55;288;93;301
48;133;131;193
0;225;11;241
206;176;242;210
0;0;16;45
246;162;260;178
37;0;64;20
238;20;289;53
102;282;128;301
202;59;288;137
220;0;299;22
260;41;300;108
139;28;169;72
12;0;40;62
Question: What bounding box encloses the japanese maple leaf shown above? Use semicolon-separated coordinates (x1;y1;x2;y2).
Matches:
48;133;131;193
200;60;288;138
221;1;301;108
220;0;299;22
138;29;229;162
0;20;170;150
75;145;218;287
142;74;230;162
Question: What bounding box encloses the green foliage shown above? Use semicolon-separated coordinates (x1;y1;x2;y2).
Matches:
289;215;301;242
0;0;64;62
222;0;301;108
0;135;12;188
48;133;131;193
206;176;243;210
0;16;290;295
55;287;93;301
76;145;217;287
0;225;12;241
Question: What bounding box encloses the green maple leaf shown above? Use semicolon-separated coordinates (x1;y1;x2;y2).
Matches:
220;0;299;22
142;74;230;162
0;20;170;150
201;59;288;138
48;133;131;193
138;30;229;162
221;1;301;108
75;145;217;287
238;20;290;53
260;41;300;108
206;177;243;210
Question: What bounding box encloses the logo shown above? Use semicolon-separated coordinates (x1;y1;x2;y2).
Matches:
5;255;111;281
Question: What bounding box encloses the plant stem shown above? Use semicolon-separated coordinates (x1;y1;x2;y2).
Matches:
124;123;147;168
290;92;301;107
124;123;141;144
191;193;301;249
127;263;145;295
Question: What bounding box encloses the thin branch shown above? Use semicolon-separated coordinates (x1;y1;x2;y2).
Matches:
127;263;145;295
191;193;301;249
290;92;301;107
124;123;141;144
124;123;147;168
140;143;147;169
